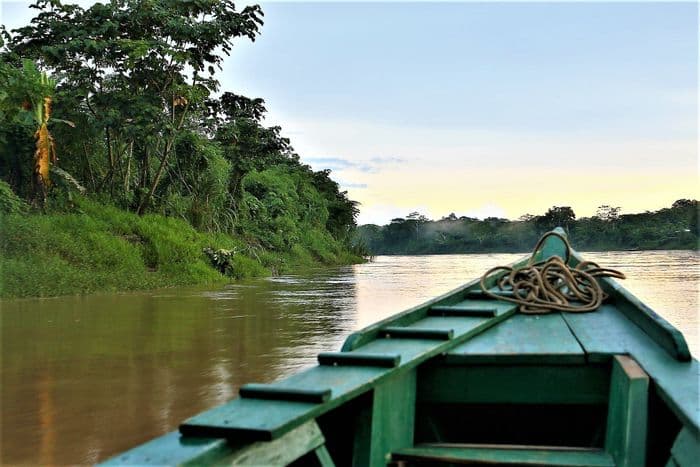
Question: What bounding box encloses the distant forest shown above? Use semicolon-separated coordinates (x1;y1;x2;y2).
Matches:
357;201;699;254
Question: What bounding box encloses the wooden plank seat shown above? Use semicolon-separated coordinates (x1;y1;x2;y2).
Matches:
391;444;615;466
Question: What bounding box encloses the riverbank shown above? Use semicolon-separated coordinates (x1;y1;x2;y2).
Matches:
0;199;363;299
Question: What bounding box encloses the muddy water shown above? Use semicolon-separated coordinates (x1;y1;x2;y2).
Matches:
1;250;697;464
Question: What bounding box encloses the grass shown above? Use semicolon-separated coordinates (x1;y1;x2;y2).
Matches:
0;199;363;299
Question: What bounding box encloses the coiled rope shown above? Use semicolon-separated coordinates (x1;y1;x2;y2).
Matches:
479;231;625;314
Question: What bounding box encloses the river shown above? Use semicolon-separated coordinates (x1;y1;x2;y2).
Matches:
1;250;697;465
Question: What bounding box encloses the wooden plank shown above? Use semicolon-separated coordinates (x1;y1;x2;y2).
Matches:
318;352;401;368
381;327;454;340
239;384;331;403
179;398;325;441
670;428;700;467
391;444;615;466
428;306;497;317
101;421;326;466
605;356;649;467
314;444;336;467
223;420;325;466
603;277;691;362
562;305;699;436
353;371;417;467
418;363;609;405
465;289;516;299
100;431;234;466
342;339;438;365
446;313;585;364
446;299;517;316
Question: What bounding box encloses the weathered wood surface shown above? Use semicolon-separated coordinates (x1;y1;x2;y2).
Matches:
418;364;610;405
223;420;326;466
102;421;326;466
239;384;331;403
391;444;615;466
446;313;585;364
101;431;233;466
314;444;336;467
604;356;649;467
353;371;417;467
598;275;691;362
562;304;699;436
318;352;401;368
381;327;454;340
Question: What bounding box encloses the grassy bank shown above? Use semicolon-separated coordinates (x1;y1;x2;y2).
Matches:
0;199;363;299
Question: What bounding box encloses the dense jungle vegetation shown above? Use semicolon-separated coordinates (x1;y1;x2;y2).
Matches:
0;0;362;298
358;202;699;255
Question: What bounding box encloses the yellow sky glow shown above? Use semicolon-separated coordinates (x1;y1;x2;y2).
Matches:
347;167;699;223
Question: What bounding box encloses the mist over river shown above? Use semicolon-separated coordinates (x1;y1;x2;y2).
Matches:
2;250;697;465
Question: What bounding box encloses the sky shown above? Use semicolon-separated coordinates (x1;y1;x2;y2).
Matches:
2;1;698;225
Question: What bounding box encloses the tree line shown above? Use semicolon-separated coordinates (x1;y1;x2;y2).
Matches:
357;201;698;254
0;0;359;257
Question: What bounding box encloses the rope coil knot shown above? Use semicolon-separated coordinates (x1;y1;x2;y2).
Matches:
480;232;625;314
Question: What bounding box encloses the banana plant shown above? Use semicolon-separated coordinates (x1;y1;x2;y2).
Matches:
17;60;74;204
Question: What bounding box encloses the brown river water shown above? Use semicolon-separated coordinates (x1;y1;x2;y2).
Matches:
1;250;698;465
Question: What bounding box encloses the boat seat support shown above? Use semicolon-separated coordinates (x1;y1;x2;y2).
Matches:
604;355;649;467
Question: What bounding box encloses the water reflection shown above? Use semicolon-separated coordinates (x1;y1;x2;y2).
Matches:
1;250;697;465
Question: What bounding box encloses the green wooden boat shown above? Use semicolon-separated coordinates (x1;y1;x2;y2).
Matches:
102;229;698;466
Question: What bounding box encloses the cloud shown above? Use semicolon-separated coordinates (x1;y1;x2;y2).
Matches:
340;182;368;189
305;155;404;174
369;156;406;165
305;157;373;173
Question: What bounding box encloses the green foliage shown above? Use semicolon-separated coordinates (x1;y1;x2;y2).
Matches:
0;180;28;213
0;198;233;297
201;246;266;279
536;206;576;233
0;197;362;298
161;131;234;232
358;201;698;255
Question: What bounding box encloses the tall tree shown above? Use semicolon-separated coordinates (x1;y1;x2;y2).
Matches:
6;0;263;213
537;206;576;233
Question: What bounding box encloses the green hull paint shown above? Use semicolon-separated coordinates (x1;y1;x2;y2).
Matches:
101;229;698;466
